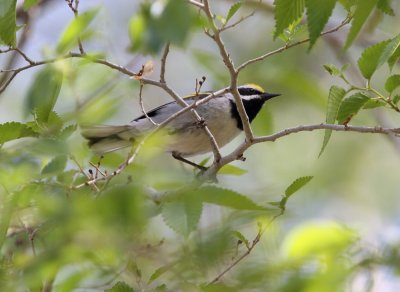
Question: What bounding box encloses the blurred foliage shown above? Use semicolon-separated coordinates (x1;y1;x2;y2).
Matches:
0;0;400;291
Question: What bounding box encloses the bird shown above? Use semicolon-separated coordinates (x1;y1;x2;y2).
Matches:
81;84;280;170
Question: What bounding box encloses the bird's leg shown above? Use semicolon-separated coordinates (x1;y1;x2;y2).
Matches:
172;152;207;171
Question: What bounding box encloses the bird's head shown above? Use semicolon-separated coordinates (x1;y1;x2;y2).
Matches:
237;84;280;101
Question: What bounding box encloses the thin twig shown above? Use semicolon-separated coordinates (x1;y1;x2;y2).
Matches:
139;83;159;126
204;123;400;178
220;11;255;32
65;0;85;54
71;156;100;192
209;211;283;284
160;43;170;83
0;52;136;94
188;0;205;8
237;17;351;72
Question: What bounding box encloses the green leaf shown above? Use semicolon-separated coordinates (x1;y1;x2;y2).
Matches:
219;164;247;176
23;0;39;11
377;0;395;15
393;95;400;104
129;0;201;54
378;34;400;67
0;122;37;144
344;0;378;49
232;230;250;249
357;40;390;80
41;155;68;175
194;186;268;211
338;0;356;11
363;99;386;109
319;86;346;157
148;264;172;284
388;45;400;70
305;0;337;49
36;111;64;136
59;124;77;140
57;8;98;54
105;281;134;292
161;194;202;236
337;93;370;124
323;64;342;77
25;66;63;120
385;74;400;93
285;176;313;197
283;221;357;259
274;0;305;39
0;0;17;46
226;2;242;24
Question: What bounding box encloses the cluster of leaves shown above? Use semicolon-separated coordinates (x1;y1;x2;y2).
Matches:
274;0;394;49
320;33;400;155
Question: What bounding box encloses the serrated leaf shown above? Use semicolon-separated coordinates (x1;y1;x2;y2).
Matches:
377;0;395;15
194;186;268;211
344;0;378;49
41;155;67;175
337;93;370;124
57;8;98;54
274;0;305;39
226;2;242;23
385;74;400;93
23;0;39;10
161;194;202;236
319;86;346;157
36;111;64;136
305;0;337;49
105;281;134;292
59;124;77;140
148;264;172;284
285;176;313;197
0;122;37;144
378;34;400;67
0;0;17;46
25;66;63;120
219;164;247;176
357;40;390;80
232;230;250;249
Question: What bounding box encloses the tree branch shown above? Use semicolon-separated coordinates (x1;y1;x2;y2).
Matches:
237;17;351;72
202;0;255;142
204;123;400;178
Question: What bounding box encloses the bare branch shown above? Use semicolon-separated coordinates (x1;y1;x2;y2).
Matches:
65;0;85;54
220;11;255;33
188;0;205;9
0;52;136;94
209;211;283;284
160;43;170;83
237;17;351;72
139;83;159;126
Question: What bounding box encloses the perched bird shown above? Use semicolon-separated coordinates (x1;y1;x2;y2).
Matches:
82;84;280;169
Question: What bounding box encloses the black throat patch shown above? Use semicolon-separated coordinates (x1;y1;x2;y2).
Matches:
229;98;266;130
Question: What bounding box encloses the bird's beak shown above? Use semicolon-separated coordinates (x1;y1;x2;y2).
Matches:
261;93;281;100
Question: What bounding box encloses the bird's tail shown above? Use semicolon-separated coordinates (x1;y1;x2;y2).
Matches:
81;125;135;154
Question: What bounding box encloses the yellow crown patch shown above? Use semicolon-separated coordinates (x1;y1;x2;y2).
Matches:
244;83;265;93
